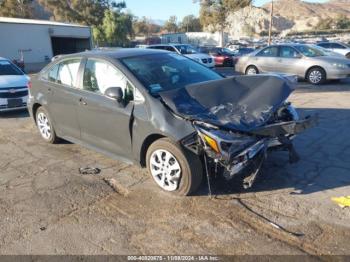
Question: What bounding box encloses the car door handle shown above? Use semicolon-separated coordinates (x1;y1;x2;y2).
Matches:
79;98;87;106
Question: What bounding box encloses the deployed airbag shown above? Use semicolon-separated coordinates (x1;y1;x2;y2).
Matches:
159;75;295;132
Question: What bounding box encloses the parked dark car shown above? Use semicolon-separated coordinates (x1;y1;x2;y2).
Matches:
28;49;316;195
198;47;236;67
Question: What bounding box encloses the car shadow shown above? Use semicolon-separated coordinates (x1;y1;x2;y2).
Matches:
0;109;29;119
296;78;350;93
193;107;350;197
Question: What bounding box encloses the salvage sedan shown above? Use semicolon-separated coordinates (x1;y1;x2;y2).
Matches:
28;49;316;195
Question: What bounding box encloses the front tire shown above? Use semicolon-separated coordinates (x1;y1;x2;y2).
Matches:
245;65;259;75
146;138;202;196
307;67;326;85
36;107;59;144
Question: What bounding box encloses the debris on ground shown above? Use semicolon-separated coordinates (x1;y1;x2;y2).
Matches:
332;196;350;208
103;178;129;196
79;167;101;175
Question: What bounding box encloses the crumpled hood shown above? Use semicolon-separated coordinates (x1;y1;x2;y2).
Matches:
159;75;295;132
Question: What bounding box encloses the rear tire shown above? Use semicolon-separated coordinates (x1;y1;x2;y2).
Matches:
146;138;202;196
306;67;326;85
35;107;59;144
346;53;350;59
245;65;259;75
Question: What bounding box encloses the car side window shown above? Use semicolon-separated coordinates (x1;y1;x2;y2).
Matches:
56;59;81;87
43;64;59;82
319;43;330;48
279;46;300;58
332;43;345;49
256;47;278;57
83;59;133;101
165;46;176;52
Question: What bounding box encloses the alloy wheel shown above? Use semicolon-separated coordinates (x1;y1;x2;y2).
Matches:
309;70;322;84
149;149;181;191
246;67;257;75
37;112;52;140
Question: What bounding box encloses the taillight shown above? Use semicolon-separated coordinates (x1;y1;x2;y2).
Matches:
27;81;32;89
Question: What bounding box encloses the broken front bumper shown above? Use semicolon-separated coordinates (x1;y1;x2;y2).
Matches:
188;114;318;189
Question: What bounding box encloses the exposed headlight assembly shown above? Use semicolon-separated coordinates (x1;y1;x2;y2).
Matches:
194;124;257;158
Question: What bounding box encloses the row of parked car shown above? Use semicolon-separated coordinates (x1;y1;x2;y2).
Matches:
1;41;350;114
142;41;350;85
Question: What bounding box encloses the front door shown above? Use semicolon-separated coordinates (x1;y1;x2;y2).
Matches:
76;58;134;159
254;46;279;73
277;46;304;76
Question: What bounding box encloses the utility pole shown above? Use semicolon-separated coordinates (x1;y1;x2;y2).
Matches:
268;0;274;45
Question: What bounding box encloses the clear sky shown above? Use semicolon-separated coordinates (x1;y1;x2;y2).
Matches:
124;0;329;21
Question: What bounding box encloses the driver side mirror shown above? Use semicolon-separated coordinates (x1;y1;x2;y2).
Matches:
104;87;123;103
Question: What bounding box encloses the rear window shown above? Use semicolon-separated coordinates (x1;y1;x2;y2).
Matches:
0;60;23;76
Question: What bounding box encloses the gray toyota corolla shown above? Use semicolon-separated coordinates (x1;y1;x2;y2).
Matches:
28;48;317;195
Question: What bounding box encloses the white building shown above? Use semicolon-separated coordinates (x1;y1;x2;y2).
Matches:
161;32;229;47
0;17;92;72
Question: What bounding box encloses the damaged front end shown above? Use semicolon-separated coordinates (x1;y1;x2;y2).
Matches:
160;75;318;189
182;106;317;189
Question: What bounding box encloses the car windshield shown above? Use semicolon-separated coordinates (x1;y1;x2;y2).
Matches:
294;45;326;57
174;45;198;54
220;48;235;55
121;53;222;95
0;60;23;76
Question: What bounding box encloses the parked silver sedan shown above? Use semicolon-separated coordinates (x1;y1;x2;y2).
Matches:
236;44;350;85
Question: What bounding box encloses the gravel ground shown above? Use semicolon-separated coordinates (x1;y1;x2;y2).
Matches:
0;73;349;255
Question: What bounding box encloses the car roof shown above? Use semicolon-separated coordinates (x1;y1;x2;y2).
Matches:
0;57;8;61
54;48;167;60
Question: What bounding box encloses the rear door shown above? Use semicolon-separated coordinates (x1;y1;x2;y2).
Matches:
253;46;279;73
41;58;82;139
76;58;134;159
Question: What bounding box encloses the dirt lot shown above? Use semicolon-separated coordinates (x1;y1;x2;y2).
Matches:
0;76;350;255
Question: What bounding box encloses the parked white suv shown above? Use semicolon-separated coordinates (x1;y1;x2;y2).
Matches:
317;42;350;59
0;57;30;112
147;44;215;68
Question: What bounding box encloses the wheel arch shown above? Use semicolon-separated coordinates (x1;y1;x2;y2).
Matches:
245;64;259;74
31;103;42;124
139;133;166;167
305;65;327;80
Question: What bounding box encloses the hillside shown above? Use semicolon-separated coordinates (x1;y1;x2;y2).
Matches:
262;0;350;20
226;0;350;38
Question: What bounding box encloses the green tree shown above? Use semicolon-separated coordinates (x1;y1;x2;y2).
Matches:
133;17;161;36
164;16;178;33
133;16;149;36
94;9;133;47
0;0;34;18
336;14;350;29
179;15;202;32
198;0;252;46
38;0;126;26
